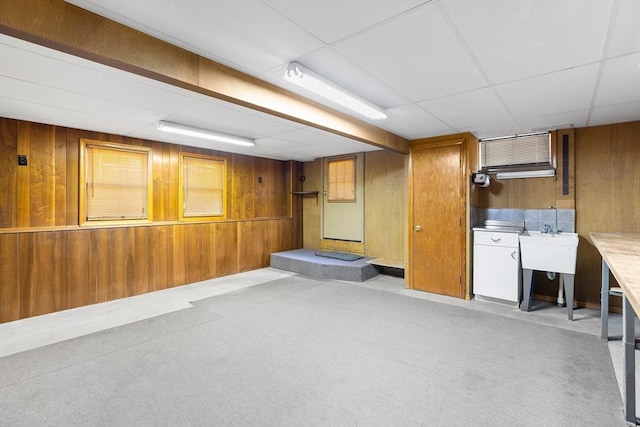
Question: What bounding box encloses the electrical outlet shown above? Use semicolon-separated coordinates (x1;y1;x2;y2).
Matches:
18;155;28;166
258;176;263;183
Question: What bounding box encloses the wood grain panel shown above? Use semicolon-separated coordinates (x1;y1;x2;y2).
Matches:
230;154;255;219
19;232;67;317
0;233;19;322
16;121;31;227
133;226;149;295
110;227;128;300
364;150;406;262
0;119;18;228
29;123;56;227
68;230;92;309
215;222;238;276
54;126;67;226
302;159;323;250
575;122;640;308
92;228;112;303
238;221;266;272
65;127;80;225
171;224;187;286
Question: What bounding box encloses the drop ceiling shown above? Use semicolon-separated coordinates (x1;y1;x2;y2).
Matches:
1;0;639;161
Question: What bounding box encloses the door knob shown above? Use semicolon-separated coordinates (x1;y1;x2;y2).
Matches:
414;225;422;232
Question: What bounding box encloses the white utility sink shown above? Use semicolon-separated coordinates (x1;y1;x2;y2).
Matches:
519;231;579;274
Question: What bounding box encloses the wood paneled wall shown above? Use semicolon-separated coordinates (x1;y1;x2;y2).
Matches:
480;121;640;309
0;118;302;322
575;121;640;309
301;150;406;263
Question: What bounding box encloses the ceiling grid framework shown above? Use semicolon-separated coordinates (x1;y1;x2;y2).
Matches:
0;0;638;161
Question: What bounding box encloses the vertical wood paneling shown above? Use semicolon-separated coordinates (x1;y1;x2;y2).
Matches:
66;128;80;225
55;126;68;226
19;232;67;317
16;121;31;227
0;118;301;322
0;233;19;322
92;228;112;303
171;224;187;286
0;119;18;228
110;227;128;300
230;154;255;219
68;230;92;309
133;226;149;295
29;123;56;227
215;222;238;276
364;150;406;262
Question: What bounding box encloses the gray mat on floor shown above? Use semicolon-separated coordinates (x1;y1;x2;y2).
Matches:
0;275;625;426
314;251;363;261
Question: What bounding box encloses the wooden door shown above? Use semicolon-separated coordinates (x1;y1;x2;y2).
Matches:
410;143;464;298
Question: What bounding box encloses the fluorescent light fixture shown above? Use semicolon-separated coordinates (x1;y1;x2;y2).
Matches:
284;62;387;120
496;169;555;179
158;121;255;147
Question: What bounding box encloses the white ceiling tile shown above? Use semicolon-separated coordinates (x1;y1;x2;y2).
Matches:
589;102;640;127
516;110;590;134
265;0;426;44
456;121;521;140
418;88;512;129
607;0;640;58
0;38;205;114
496;64;599;119
382;103;455;138
595;53;640;107
442;0;613;84
1;77;165;126
332;3;488;102
166;100;300;139
67;0;324;74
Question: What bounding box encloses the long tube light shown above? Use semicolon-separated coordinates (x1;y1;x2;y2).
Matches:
284;62;388;121
158;121;255;147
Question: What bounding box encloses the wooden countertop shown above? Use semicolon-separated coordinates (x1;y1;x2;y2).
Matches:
590;232;640;314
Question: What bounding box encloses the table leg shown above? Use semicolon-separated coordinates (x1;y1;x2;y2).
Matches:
623;294;636;424
601;260;610;341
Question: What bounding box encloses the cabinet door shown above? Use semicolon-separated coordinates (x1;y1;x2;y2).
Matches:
474;245;520;302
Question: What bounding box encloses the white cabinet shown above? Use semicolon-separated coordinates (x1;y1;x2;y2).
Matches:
473;230;521;304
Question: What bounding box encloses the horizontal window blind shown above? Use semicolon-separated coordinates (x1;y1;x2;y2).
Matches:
183;156;225;217
327;157;356;202
481;133;551;171
86;145;149;220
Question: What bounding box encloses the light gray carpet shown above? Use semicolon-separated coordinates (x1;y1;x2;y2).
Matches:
0;275;625;426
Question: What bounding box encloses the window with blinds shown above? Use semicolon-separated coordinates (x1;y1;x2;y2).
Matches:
81;140;152;223
480;132;553;173
180;153;226;219
327;157;356;202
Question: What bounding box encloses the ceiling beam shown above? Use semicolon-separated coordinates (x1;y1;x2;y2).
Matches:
0;0;409;154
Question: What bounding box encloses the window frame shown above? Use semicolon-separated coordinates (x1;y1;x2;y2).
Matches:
179;152;227;221
326;156;357;203
79;139;153;226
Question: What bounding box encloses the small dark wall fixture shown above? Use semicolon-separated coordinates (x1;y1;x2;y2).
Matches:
18;154;28;166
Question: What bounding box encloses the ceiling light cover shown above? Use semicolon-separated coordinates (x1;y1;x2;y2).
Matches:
496;169;555;179
158;121;255;147
284;62;387;121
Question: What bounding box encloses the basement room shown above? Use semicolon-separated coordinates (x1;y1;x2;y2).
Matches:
1;1;639;426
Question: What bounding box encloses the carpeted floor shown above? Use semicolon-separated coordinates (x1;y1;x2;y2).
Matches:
0;275;625;426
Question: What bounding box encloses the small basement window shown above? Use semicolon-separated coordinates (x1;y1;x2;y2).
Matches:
179;152;226;220
327;156;356;202
480;132;555;178
80;139;152;225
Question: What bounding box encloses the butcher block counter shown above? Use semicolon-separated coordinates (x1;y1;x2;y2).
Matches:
590;232;640;425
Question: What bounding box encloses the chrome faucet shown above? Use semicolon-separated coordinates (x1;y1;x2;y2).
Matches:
542;224;553;234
